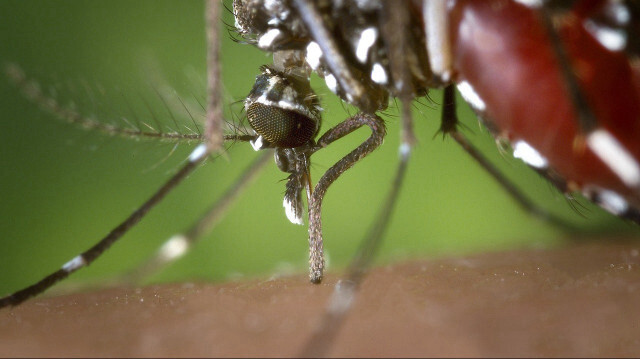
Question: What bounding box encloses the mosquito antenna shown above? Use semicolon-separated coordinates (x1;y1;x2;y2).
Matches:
139;90;165;134
176;93;202;136
4;63;205;143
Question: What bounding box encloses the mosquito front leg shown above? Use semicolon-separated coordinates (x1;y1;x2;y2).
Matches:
205;0;223;152
307;113;386;283
0;0;243;308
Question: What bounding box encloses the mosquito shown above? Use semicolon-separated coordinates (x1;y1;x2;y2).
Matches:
2;0;639;356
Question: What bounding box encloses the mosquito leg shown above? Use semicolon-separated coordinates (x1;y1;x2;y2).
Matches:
301;5;417;354
537;6;598;134
441;85;583;232
205;0;223;152
125;149;273;283
307;113;387;283
0;144;214;308
0;1;243;308
291;0;377;113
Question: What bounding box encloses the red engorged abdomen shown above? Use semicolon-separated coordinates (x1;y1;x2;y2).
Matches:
449;0;640;206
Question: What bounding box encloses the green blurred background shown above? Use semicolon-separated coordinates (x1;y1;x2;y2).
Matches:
0;0;634;296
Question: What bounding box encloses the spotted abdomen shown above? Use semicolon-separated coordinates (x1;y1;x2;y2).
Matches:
450;0;640;219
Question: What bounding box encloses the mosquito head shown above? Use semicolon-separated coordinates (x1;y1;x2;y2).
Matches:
245;65;321;149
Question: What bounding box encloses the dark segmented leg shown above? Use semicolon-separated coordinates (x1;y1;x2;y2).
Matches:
0;147;209;308
301;3;417;355
205;0;224;152
0;1;239;308
539;6;640;223
537;6;598;134
291;0;376;113
307;113;387;283
442;85;583;232
301;138;410;357
125;150;272;283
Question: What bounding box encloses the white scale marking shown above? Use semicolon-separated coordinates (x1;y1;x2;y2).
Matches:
456;81;486;111
251;135;264;151
609;2;631;24
513;140;548;169
305;41;322;71
62;255;87;273
584;20;626;52
371;63;388;85
512;0;543;7
189;143;208;162
597;189;629;215
399;142;412;159
355;27;377;63
325;74;338;94
158;234;189;261
283;198;303;225
587;129;640;188
258;28;281;49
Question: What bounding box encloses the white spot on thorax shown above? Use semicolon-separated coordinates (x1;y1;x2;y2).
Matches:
457;81;486;111
268;75;280;87
355;27;378;63
306;41;322;71
258;28;281;49
158;235;189;261
371;63;388;84
283;197;303;225
584;20;627;52
513;140;548;169
251;135;264;151
264;0;280;11
62;255;86;272
587;129;640;187
324;74;338;94
189;143;208;162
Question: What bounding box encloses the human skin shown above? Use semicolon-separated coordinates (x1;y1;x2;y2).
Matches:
1;240;640;357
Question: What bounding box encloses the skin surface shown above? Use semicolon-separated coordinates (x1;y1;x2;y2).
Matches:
1;239;640;357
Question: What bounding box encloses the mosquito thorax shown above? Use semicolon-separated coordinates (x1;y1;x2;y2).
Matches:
245;65;321;150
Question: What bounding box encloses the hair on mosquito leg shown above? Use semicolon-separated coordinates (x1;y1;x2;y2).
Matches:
0;0;263;308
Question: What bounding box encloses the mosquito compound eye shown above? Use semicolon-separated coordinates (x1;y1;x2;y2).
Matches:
247;102;317;148
245;66;321;149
